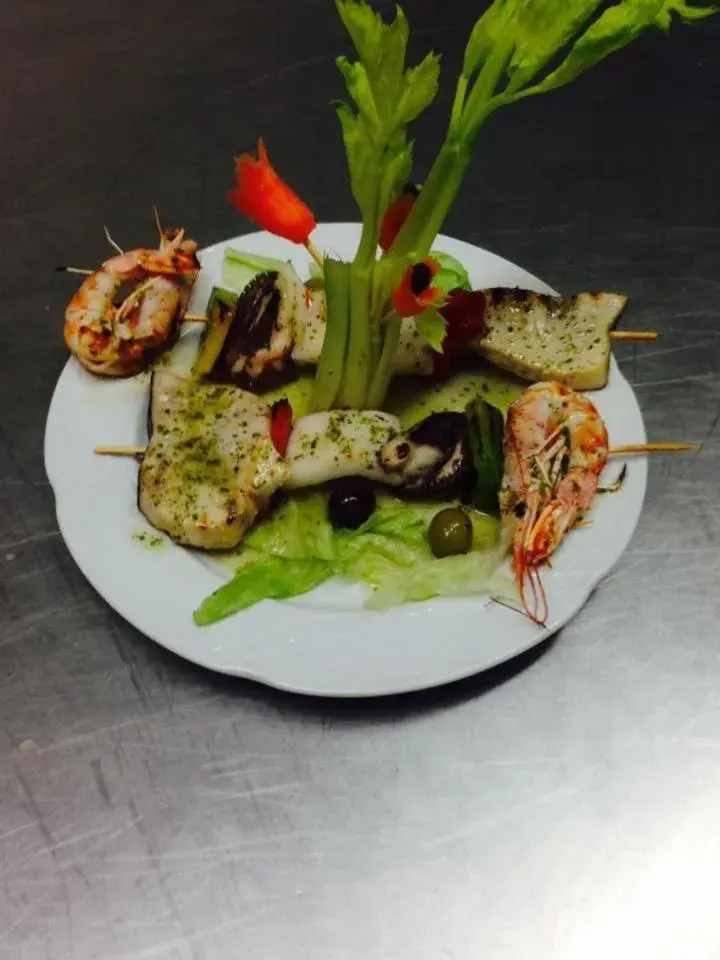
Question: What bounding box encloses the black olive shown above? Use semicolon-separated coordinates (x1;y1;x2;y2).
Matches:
328;478;376;530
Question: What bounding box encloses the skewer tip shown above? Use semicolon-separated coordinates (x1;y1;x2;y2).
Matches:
304;238;324;268
609;442;700;456
94;445;146;458
610;331;660;342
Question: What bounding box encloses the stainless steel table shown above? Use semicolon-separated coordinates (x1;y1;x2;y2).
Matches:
2;3;719;957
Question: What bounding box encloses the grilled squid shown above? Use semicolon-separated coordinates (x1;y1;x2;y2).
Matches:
377;412;475;498
220;265;305;380
285;410;402;488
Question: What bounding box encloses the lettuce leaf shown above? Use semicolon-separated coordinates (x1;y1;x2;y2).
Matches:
194;492;506;625
221;248;288;294
193;556;332;625
243;494;337;561
431;251;473;294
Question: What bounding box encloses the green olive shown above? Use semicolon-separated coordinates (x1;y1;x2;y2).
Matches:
428;507;473;559
468;510;500;551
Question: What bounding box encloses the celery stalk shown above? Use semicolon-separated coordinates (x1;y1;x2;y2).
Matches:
338;265;373;408
367;315;402;409
390;38;514;262
311;258;351;412
317;0;718;415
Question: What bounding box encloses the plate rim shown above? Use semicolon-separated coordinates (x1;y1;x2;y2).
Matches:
45;224;648;698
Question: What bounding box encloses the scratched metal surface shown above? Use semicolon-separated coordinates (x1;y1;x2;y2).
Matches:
1;1;719;957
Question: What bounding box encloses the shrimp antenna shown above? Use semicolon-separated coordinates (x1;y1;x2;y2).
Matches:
103;225;124;255
152;205;164;243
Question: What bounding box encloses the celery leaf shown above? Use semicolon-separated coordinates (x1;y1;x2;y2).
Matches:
415;308;447;353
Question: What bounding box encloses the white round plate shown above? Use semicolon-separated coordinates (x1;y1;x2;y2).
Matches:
45;224;647;697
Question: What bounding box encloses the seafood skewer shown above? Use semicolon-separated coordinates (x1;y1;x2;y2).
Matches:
94;440;699;458
184;310;656;341
96;376;695;613
201;265;644;391
184;309;657;341
63;223;200;377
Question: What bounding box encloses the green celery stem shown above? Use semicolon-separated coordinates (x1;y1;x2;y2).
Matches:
367;314;402;409
338;265;372;408
389;141;470;262
311;258;351;412
390;38;513;263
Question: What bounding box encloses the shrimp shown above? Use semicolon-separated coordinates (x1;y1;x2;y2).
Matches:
64;226;200;377
499;381;609;625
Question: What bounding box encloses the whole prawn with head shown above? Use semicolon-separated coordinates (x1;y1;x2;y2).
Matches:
499;381;609;625
64;221;200;377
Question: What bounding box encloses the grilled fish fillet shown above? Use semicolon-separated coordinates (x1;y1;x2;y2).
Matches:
139;369;287;549
474;289;628;391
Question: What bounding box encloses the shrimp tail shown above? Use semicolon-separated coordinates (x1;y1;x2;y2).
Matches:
513;548;548;628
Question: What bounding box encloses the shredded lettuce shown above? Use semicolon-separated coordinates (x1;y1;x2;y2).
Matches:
193;492;507;625
431;251;473;294
243;495;337;561
367;548;510;611
221;248;289;293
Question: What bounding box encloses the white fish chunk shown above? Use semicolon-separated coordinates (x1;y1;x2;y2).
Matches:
476;289;628;390
139;369;287;549
285;410;402;488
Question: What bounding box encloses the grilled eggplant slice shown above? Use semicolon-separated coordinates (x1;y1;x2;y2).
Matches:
192;287;238;377
139;370;287;549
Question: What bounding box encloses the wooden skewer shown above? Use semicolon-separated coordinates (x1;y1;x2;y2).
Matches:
95;441;700;460
609;443;699;455
180;314;658;343
56;266;93;275
609;331;659;341
95;445;146;457
305;239;324;268
177;314;660;341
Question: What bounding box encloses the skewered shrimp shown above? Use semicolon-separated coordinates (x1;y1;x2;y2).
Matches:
499;381;609;625
64;226;200;376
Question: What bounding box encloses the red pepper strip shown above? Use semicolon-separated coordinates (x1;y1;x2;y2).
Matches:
392;258;442;318
432;288;487;380
270;399;293;457
379;184;420;252
226;139;316;245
